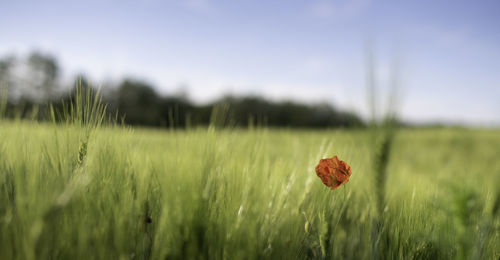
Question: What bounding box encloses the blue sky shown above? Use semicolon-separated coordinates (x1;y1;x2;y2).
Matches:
1;0;499;125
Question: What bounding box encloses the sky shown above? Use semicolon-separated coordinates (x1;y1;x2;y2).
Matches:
1;0;499;125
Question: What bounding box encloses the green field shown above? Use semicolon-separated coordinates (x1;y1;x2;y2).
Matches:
0;119;499;259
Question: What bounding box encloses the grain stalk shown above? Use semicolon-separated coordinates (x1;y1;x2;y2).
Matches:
34;80;108;259
366;43;399;260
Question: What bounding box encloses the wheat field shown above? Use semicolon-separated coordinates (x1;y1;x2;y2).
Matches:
0;115;499;259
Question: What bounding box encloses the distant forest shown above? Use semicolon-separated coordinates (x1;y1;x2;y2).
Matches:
0;51;364;128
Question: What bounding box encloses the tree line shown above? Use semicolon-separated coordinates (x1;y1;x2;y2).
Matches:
0;51;364;128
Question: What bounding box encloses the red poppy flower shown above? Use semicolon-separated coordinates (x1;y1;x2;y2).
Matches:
315;156;352;190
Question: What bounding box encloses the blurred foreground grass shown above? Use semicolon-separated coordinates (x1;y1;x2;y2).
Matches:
0;120;499;259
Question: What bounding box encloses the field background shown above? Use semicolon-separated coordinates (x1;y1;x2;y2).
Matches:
1;119;499;259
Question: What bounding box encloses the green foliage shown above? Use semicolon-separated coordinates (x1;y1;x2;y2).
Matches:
0;122;498;259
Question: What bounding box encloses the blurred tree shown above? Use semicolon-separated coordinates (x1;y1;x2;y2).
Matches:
207;96;364;128
0;50;365;129
0;55;16;100
27;52;59;102
159;96;195;128
117;79;161;126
